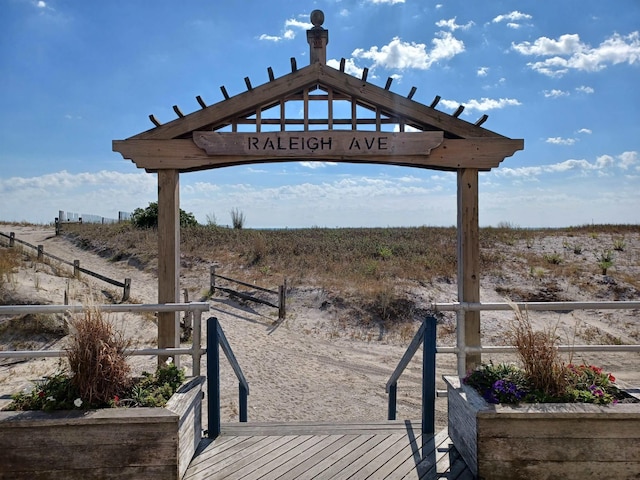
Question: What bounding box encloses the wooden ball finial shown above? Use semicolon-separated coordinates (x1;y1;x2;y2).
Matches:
310;10;324;28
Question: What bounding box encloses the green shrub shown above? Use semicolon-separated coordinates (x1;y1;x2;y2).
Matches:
131;202;198;229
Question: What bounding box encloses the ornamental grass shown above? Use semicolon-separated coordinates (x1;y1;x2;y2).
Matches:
464;301;634;406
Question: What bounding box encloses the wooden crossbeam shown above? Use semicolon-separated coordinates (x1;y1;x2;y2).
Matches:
453;105;465;117
149;114;161;127
267;67;275;82
173;105;184;118
220;86;230;100
361;68;369;82
290;57;297;72
196;96;207;109
339;58;345;72
407;87;417;100
430;96;441;108
244;77;253;91
384;77;393;90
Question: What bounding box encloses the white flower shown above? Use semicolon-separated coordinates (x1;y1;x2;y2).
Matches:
165;357;173;365
74;398;83;408
46;396;55;402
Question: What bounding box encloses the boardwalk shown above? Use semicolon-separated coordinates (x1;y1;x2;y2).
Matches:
183;421;473;479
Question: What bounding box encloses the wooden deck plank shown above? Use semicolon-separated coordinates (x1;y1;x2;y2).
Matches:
182;423;473;480
267;435;361;480
281;434;376;479
221;435;319;480
315;434;389;479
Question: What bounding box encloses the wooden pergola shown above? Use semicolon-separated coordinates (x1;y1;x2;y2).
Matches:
113;10;523;372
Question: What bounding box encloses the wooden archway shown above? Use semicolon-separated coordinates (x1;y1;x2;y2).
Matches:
113;11;523;371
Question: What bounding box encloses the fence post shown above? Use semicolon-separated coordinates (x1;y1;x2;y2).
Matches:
122;278;131;302
210;266;216;295
192;310;202;377
278;279;287;320
182;289;193;336
9;233;15;247
37;245;44;261
422;316;437;437
73;260;80;279
207;317;221;439
55;218;60;235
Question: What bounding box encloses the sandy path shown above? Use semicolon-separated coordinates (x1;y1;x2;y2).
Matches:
2;224;639;430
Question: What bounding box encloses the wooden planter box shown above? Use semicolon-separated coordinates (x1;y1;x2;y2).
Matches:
445;376;640;480
0;376;204;480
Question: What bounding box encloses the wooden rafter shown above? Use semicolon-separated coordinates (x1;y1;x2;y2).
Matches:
128;62;504;142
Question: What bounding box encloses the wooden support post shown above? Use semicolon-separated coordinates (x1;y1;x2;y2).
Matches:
9;233;15;247
457;169;481;374
122;278;131;302
73;260;80;279
37;245;43;261
210;266;216;295
157;169;180;367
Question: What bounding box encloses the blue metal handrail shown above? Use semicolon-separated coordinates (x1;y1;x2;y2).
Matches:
386;316;437;435
207;317;249;439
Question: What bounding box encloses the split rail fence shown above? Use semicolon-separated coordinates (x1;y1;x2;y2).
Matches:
0;231;131;302
209;266;286;320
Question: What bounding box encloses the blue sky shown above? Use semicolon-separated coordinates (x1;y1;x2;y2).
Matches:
1;0;639;228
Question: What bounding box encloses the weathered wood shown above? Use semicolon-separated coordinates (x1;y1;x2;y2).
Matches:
445;376;640;480
183;423;469;480
457;169;481;372
122;63;511;142
193;131;443;157
114;137;522;172
0;377;204;480
157;169;180;366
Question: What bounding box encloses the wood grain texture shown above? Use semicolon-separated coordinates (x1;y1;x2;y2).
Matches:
0;376;204;480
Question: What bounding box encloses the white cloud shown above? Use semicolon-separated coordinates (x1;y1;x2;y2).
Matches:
327;58;364;77
477;66;489;76
513;31;640;77
546;137;576;145
576;85;595;94
37;1;47;8
492;11;532;23
440;97;521;113
543;89;569;98
259;34;282;42
367;0;405;4
298;161;338;169
618;151;638;170
494;151;638;179
351;33;464;70
435;17;475;31
577;128;592;135
259;16;312;42
285;18;312;30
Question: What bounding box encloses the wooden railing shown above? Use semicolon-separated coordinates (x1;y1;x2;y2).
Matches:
206;317;250;439
0;303;210;376
210;266;286;320
0;231;131;302
387;300;640;436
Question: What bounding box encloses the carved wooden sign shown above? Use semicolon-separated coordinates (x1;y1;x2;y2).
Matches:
192;131;443;158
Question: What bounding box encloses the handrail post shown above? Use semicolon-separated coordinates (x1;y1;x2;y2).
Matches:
207;317;221;439
192;309;202;377
388;382;397;420
239;383;248;422
422;316;437;436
